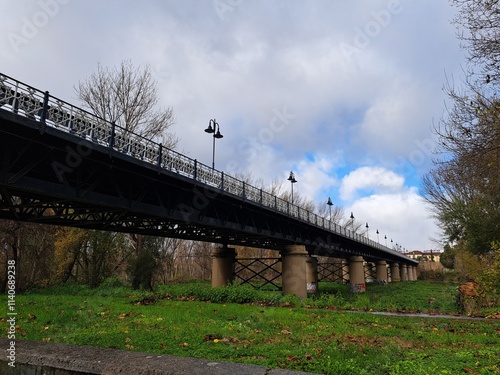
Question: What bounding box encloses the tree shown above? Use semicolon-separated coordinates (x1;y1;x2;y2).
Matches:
423;1;500;255
450;0;500;81
75;60;178;148
54;228;132;287
0;220;55;291
440;244;456;269
129;235;161;290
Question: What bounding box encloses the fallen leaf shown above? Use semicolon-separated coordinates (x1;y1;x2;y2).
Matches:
463;368;477;375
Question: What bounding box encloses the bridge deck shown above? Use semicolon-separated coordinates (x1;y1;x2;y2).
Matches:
0;73;417;266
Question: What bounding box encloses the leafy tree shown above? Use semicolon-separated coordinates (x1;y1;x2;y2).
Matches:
54;228;132;287
423;1;500;255
54;227;89;284
440;244;456;269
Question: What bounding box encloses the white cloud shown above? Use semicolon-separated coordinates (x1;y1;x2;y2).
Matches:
340;166;404;201
295;154;340;202
339;167;439;250
0;1;461;251
347;188;438;250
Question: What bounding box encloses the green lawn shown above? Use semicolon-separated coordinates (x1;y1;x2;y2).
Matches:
2;281;500;374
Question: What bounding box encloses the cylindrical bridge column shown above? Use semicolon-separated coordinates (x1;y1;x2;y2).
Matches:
211;245;236;287
376;260;388;284
409;266;417;281
281;245;308;299
400;264;408;281
390;263;400;282
348;256;366;292
306;256;319;294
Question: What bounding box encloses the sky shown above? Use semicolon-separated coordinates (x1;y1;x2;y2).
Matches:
0;0;467;251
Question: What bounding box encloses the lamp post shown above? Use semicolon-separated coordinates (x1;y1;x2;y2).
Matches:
384;235;387;247
204;119;223;169
350;212;354;232
376;229;380;243
365;222;369;238
327;197;333;221
287;171;297;204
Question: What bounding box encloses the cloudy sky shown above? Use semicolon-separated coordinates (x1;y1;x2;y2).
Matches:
0;0;467;251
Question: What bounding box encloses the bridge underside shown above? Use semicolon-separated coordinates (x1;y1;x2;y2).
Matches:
0;109;412;264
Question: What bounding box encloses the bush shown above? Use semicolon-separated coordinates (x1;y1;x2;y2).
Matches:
418;269;446;281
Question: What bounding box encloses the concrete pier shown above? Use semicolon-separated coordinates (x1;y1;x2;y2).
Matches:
376;260;388;284
211;245;236;287
281;245;308;298
306;256;319;294
348;256;366;292
390;263;400;282
400;264;408;281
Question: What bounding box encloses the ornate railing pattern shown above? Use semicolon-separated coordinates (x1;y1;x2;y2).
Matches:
0;73;403;257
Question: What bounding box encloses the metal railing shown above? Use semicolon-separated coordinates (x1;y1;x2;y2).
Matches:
0;72;406;259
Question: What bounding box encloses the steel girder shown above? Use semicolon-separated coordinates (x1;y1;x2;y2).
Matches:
0;109;418;265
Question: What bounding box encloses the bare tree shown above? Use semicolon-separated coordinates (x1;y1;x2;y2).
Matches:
75;60;178;148
451;0;500;81
316;200;344;225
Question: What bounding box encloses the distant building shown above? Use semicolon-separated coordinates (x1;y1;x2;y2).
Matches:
406;250;442;263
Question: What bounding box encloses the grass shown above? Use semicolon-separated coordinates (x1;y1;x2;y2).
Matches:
26;279;463;314
2;280;500;374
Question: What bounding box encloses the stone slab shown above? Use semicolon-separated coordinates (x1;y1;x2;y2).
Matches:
0;339;320;375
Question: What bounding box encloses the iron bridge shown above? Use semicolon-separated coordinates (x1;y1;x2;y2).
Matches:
0;73;417;267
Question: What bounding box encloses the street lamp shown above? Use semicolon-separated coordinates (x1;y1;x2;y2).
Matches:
365;222;369;238
376;229;380;243
350;212;354;232
384;235;387;247
287;171;297;204
205;119;223;169
327;197;333;220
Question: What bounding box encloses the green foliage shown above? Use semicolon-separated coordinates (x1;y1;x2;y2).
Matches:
440;244;456;269
418;269;446;282
475;242;500;311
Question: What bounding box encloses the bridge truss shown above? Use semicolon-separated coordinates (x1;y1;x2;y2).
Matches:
0;73;417;267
